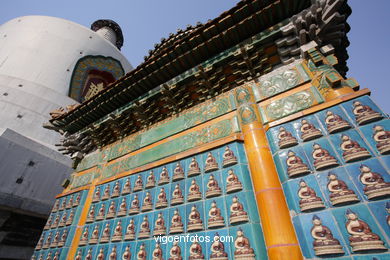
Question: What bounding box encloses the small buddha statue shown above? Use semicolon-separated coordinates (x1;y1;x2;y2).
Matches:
138;215;151;239
173;162;185;181
188;157;201;177
86;205;95;223
124;218;136;240
300;119;323;141
109;246;117;260
210;233;228;259
327;172;359;206
204;152;219;172
171;184;184;205
156;187;168;209
353;101;383;125
146;170;156;189
189;241;205;260
79;226;89;246
35;235;44;250
229;196;249;224
52;251;59;260
359;165;390;200
44;215;52;230
50;231;60;247
75;250;82;260
38;254;44;260
142;191;153;212
129;194;140;215
122;178;131;195
58;212;67;227
187;205;203;232
45;252;52;260
153;242;164;260
312;143;339;171
310;215;344;256
97;248;105;260
158;167;170;185
84;248;93;260
89;224;99;244
95;203;106;221
106;200;117;219
59;199;66;211
373;125;390;155
66;209;74;226
278;126;298;149
57;229;67;247
208;201;225;228
298;180;325;212
133;175;144;192
169;209;184;234
137;243;147;260
226;169;243;193
52;199;59;212
117;197;128;217
188;179;202;202
286;150;311;178
66;195;73;209
102;184;111;200
122;245;131;260
73;192;81;207
100;222;111;243
31;254;37;260
206;174;222;198
345;209;386;252
43;233;52;249
51;214;60;228
341;135;371;162
92;186;101;202
325;111;351;134
168;241;182;260
111;220;123;242
111;181;121;198
386;202;390;226
153;212;166;236
222;146;238;167
234;228;255;259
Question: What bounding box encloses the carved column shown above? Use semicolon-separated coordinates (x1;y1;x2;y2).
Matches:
234;85;303;260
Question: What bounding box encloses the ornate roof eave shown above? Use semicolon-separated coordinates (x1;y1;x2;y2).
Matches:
49;0;312;129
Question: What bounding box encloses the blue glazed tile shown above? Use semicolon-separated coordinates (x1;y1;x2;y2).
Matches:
331;204;389;253
58;247;68;260
277;146;313;181
110;179;123;197
344;158;390;201
120;241;136;259
135;239;152;259
186;175;204;203
202;171;223;198
141;188;155;212
95;244;109;259
65;226;76;247
204;197;227;229
367;201;390;241
168;205;186;235
153;209;169;237
202;148;221;174
107;242;122;260
359;119;390;157
316;105;355;135
170;179;186;206
155;165;171;186
282;182;297;215
315;167;362;207
353;253;390;259
291;114;326;143
219;142;244;166
220;164;249;194
205;228;231;259
154;183;170;210
269;123;300;152
110;218;126;241
225;192;253;226
228;223;267;260
186;231;208;259
287;175;328;214
273;153;288;183
124;215;139;238
186;201;205;233
150;240;168;259
328;129;374;165
381;155;390;171
293;211;350;259
236;142;248;165
341;96;387;126
99;219;114;243
302;138;342;172
266;128;279;155
137;212;154;240
184;153;204;176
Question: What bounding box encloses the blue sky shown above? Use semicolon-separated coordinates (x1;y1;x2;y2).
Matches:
1;0;389;113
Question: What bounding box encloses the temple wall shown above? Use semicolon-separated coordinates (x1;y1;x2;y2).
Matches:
32;44;390;260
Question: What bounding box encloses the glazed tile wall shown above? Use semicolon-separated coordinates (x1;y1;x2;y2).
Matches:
50;142;267;259
32;190;88;260
267;95;390;259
